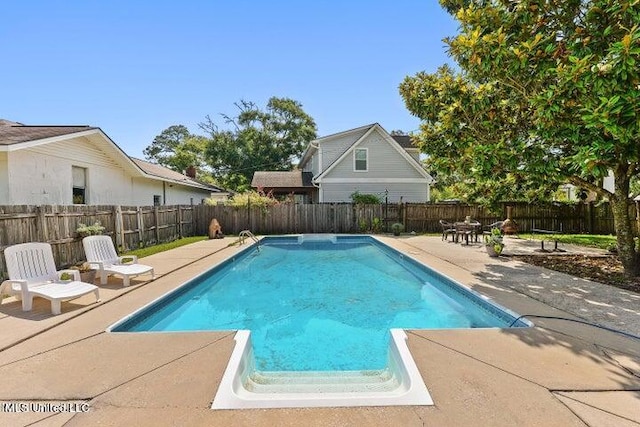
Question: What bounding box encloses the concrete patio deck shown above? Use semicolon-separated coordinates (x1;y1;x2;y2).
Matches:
0;235;638;426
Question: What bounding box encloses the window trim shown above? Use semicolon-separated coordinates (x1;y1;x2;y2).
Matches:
72;166;87;204
353;148;368;172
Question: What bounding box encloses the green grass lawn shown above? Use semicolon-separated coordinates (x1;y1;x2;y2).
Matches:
122;236;209;258
520;233;617;250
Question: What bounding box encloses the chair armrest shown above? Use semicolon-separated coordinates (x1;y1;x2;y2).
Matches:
1;279;28;289
1;279;26;297
118;255;138;264
87;261;106;271
0;279;29;302
57;269;80;281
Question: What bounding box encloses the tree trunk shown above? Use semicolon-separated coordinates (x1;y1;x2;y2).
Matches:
611;174;638;277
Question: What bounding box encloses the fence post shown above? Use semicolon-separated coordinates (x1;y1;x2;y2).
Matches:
403;202;408;226
384;197;389;233
192;203;198;236
62;205;70;241
114;205;123;250
35;205;48;242
332;203;336;233
178;206;183;238
247;195;251;230
154;205;160;243
312;203;316;233
137;206;144;247
585;202;593;234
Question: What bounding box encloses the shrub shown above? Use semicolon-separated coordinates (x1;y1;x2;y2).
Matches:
224;190;278;208
372;217;382;233
391;223;404;236
76;221;105;237
350;191;381;204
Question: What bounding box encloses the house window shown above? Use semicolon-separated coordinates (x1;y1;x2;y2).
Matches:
354;148;368;171
72;166;87;204
153;195;162;206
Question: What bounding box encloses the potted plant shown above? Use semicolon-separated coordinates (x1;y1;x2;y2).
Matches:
76;221;105;238
58;272;73;282
70;262;97;283
391;222;404;236
484;227;504;257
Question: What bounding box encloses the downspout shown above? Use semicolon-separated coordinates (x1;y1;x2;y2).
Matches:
163;181;166;205
312;174;322;203
311;142;322;203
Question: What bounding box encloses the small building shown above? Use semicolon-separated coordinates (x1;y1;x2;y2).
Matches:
251;171;315;203
252;123;433;203
0;119;227;205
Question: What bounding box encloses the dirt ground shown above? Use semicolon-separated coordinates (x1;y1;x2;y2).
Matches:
513;254;640;294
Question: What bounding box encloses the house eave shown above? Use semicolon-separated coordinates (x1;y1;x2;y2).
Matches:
299;123;378;168
140;174;220;192
299;143;318;168
314;125;378;181
0;128;101;152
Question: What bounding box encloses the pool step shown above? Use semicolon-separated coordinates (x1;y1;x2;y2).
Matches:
244;369;401;393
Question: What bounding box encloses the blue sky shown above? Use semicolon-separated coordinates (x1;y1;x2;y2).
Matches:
1;1;458;158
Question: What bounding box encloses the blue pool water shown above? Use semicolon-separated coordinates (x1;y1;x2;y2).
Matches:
113;236;526;371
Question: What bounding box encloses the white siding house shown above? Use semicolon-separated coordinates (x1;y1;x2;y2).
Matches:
252;123;433;203
0;120;227;206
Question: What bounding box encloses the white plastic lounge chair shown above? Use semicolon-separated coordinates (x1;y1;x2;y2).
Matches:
82;236;155;287
1;242;100;315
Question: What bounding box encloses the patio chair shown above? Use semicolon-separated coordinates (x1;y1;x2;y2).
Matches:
83;236;155;287
1;242;100;315
439;220;457;241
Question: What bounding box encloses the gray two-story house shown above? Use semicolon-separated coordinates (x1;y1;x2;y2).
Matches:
252;123;433;203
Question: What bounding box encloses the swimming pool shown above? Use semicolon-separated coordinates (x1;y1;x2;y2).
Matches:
110;235;529;408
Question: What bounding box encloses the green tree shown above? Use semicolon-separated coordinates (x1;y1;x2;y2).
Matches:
144;125;190;169
402;0;640;275
143;125;210;180
200;97;317;191
400;66;560;208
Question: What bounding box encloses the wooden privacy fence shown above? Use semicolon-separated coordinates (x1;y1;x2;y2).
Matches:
116;205;193;250
0;201;636;279
193;203;356;235
192;201;638;236
0;205;193;278
192;203;406;234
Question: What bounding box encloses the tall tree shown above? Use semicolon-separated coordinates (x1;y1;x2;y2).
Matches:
144;125;191;169
200;97;317;191
144;125;211;181
402;0;640;275
401;65;561;208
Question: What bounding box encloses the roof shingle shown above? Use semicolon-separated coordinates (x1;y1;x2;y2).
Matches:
0;120;95;146
391;135;417;149
0;119;226;193
251;171;314;188
131;158;224;192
